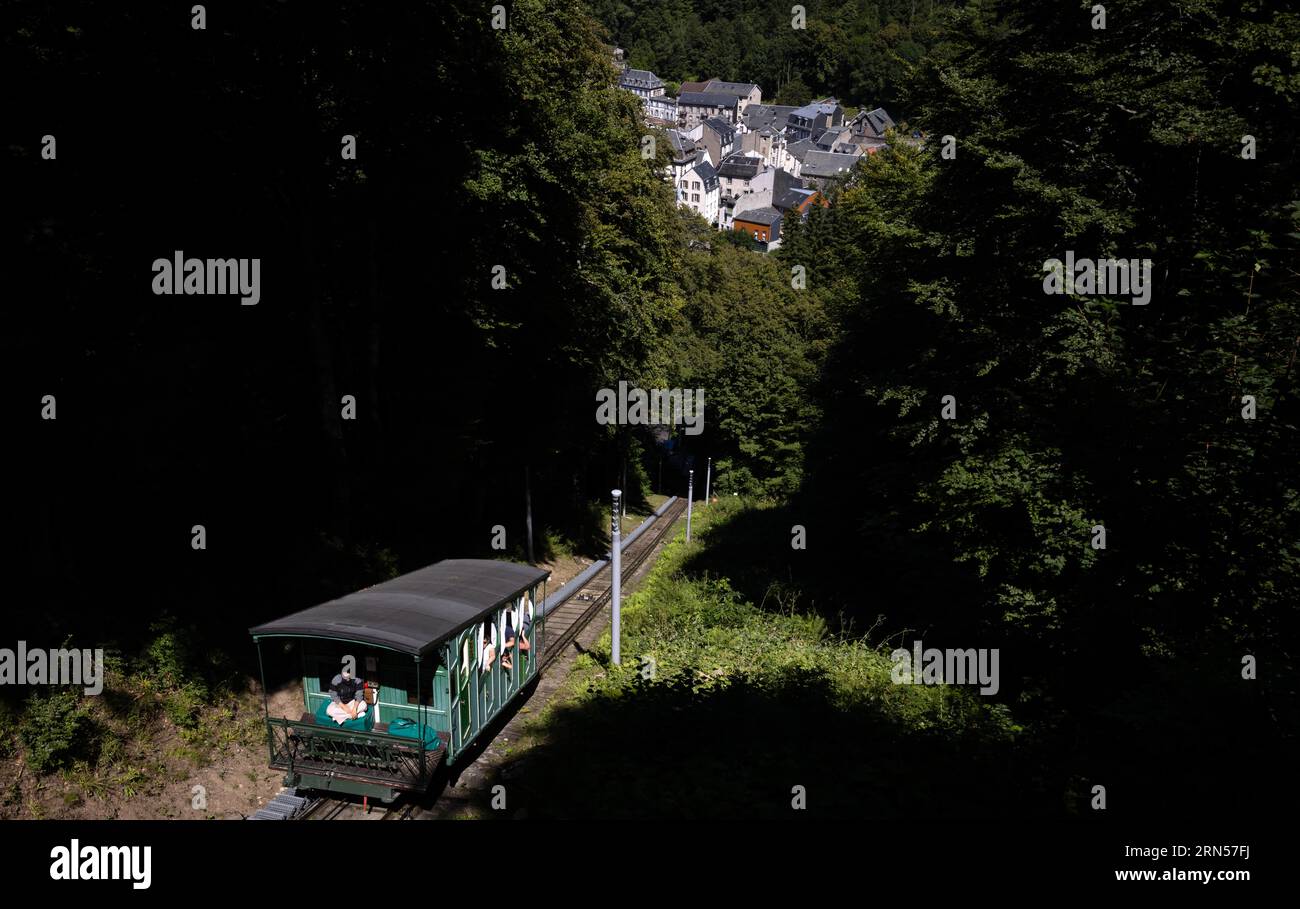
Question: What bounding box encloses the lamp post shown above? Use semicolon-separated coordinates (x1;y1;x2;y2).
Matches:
611;489;622;667
686;470;694;542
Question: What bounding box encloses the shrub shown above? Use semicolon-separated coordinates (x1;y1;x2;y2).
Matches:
20;689;96;774
163;682;208;731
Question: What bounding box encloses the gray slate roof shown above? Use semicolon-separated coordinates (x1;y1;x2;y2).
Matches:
774;184;814;212
735;206;782;226
620;69;664;90
786;138;818;162
743;104;798;132
791;101;840;121
666;129;694;159
801;150;861;177
250;559;550;656
854;106;896;138
692;159;720;190
717;157;763;180
815;127;850;149
704;80;760;96
703;116;736;142
678;91;739;108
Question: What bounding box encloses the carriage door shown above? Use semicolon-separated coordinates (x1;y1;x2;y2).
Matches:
450;628;475;754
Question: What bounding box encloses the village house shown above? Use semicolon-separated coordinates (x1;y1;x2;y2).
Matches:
733;170;819;224
772;181;828;219
850;106;896;142
786;99;844;141
716;152;775;229
677;91;742;128
732;206;783;250
664;129;703;187
699;117;737;170
620;68;664;100
645;94;678;124
814;124;853;151
740;127;800;176
618;67;680;124
702;80;762;114
785;137;819;170
677;156;720;226
799;149;863;190
742;103;799;134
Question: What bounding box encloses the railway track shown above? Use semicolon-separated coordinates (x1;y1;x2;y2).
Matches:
278;495;688;821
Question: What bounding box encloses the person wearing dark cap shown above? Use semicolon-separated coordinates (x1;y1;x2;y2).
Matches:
326;665;368;724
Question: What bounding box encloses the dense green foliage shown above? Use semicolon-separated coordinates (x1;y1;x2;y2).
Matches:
502;499;1034;818
19;690;95;775
656;216;830;496
7;0;688;657
782;0;1300;685
591;0;960;107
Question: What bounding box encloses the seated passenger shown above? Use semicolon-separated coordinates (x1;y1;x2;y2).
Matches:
500;598;532;671
480;623;496;673
325;665;368;724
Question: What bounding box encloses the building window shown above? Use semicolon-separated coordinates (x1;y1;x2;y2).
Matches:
693;193;700;202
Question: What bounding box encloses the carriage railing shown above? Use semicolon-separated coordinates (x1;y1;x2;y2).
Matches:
266;717;432;788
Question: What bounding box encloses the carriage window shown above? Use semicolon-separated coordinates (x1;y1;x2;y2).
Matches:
405;663;436;706
479;620;498;673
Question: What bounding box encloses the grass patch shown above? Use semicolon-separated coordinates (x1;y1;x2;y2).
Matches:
499;497;1039;818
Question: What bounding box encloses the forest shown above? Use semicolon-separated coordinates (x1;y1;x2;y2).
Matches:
3;0;1297;818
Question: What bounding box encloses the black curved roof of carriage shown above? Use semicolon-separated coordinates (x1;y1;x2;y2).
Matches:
249;559;550;657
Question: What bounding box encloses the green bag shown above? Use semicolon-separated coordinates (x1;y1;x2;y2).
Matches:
388;717;442;750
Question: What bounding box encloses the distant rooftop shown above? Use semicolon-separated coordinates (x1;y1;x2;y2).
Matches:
620;68;663;89
703;116;736;139
801;149;861;177
704;80;760;96
854;106;896;138
791;101;841;120
692;158;720;189
743;104;798;131
735;206;781;226
679;91;740;108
